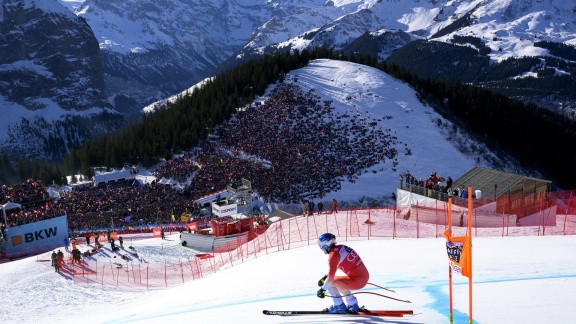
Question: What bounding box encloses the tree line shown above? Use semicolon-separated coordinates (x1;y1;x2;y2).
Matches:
1;46;575;191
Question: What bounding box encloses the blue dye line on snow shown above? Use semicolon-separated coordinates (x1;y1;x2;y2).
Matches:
425;284;476;324
110;273;576;323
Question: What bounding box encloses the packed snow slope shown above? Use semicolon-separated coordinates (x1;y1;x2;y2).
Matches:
0;232;575;323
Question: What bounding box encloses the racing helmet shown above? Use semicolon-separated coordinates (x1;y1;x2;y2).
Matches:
318;233;336;254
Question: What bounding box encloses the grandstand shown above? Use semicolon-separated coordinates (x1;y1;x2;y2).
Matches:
452;166;551;199
397;167;558;227
453;167;553;221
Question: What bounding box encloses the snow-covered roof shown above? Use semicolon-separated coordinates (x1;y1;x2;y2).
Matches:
193;189;231;205
47;186;73;198
134;175;157;186
157;177;187;192
92;167;135;185
158;177;177;186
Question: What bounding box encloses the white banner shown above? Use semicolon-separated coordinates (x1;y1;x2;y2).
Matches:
5;216;68;258
211;202;237;217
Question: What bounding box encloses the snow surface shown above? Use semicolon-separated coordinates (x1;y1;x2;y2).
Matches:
3;59;561;324
1;230;575;323
285;59;485;202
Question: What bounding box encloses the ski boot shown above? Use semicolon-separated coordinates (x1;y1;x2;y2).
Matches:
347;303;369;314
322;303;347;314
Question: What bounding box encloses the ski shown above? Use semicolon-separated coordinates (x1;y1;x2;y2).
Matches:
263;309;413;317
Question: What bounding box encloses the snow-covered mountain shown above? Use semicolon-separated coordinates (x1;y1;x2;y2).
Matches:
67;0;575;115
233;0;576;63
0;0;124;161
1;0;575;162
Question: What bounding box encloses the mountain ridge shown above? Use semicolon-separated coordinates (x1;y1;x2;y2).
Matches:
1;0;574;163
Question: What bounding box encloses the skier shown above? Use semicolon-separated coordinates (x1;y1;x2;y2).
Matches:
316;233;370;314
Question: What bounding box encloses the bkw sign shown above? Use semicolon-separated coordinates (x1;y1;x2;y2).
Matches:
5;216;68;258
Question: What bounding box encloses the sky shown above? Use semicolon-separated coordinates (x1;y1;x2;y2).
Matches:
1;217;575;324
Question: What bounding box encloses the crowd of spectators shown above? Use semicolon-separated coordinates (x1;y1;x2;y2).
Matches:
1;180;203;231
399;170;459;200
1;179;47;205
184;83;396;203
1;82;397;232
152;151;199;184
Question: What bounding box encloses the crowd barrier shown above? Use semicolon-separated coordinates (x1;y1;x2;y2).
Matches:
29;205;573;289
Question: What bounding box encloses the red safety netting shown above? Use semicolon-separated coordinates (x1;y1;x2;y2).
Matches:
32;191;575;289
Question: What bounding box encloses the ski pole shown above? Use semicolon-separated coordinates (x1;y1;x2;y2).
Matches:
367;282;395;293
325;291;411;303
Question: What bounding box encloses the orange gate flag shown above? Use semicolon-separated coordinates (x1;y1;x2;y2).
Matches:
444;229;472;278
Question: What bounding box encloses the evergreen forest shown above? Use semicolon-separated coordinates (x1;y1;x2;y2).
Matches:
1;47;575;191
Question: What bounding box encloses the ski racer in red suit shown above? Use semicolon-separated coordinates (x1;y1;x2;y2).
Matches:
316;233;370;314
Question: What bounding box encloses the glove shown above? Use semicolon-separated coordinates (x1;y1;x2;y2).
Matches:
317;288;326;299
318;275;327;287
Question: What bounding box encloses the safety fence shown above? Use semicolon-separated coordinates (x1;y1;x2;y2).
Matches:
32;204;574;289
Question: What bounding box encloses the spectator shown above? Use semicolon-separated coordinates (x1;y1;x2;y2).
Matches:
446;176;453;190
332;199;338;213
317;201;324;214
460;187;468;199
72;247;81;264
63;236;69;251
56;250;64;273
453;188;460;197
308;200;315;216
51;251;57;268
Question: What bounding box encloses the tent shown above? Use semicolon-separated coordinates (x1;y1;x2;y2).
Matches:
92;167;136;187
2;201;22;225
2;201;22;210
